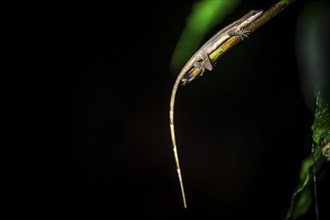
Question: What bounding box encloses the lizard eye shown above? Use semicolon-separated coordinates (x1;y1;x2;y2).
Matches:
250;10;258;15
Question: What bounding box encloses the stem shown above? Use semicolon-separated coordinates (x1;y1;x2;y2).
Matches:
209;0;296;63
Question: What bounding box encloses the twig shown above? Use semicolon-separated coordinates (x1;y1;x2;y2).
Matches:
210;0;296;63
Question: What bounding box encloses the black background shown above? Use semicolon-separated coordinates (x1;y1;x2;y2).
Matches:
62;0;329;219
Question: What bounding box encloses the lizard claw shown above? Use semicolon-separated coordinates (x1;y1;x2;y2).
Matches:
239;33;249;40
237;29;250;40
229;28;250;40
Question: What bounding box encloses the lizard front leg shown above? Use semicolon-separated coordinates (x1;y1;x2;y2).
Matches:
228;27;250;40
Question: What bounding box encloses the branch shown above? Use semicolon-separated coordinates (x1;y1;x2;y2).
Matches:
191;0;297;73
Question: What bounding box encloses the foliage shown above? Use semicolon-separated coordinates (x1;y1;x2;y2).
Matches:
285;93;329;219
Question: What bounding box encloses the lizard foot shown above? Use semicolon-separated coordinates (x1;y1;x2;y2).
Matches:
181;62;205;85
228;28;250;40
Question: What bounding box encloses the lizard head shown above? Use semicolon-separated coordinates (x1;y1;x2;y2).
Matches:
241;10;263;26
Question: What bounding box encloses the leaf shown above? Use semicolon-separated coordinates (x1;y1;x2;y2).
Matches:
284;144;325;219
171;0;240;70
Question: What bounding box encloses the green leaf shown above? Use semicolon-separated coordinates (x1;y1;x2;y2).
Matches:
171;0;240;70
292;189;312;219
284;146;325;219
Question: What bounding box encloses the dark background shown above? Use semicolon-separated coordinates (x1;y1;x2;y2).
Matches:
62;0;329;219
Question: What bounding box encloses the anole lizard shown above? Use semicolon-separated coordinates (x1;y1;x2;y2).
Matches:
169;9;263;208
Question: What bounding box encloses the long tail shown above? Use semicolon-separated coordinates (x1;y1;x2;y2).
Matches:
170;69;189;208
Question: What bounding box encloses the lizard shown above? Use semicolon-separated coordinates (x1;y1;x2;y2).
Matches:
169;9;263;208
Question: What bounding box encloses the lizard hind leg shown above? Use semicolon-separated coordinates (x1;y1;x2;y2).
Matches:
194;61;205;76
197;53;213;72
181;63;204;85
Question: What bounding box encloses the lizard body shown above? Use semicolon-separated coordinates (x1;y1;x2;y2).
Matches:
169;9;263;208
